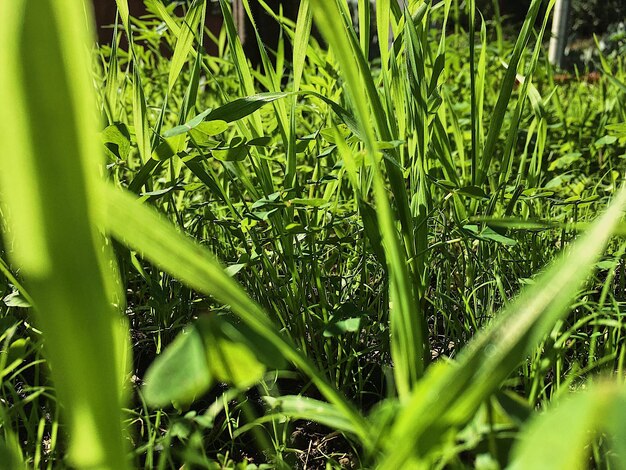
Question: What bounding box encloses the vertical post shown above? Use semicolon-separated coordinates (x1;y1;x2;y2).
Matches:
231;0;247;45
549;0;570;68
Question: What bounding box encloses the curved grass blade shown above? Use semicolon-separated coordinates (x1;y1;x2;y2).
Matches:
164;90;359;138
508;383;626;470
265;396;357;435
379;184;626;468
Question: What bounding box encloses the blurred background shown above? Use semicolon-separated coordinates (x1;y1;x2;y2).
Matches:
91;0;626;68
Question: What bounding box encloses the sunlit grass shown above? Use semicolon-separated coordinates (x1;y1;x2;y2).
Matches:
1;0;626;468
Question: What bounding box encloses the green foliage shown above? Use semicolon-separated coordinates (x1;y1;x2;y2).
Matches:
1;0;626;468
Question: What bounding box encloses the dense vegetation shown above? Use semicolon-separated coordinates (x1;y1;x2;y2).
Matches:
1;0;626;468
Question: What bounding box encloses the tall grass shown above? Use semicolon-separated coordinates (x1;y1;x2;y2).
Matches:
1;0;626;467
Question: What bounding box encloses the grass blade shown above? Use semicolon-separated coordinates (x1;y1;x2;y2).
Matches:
167;0;204;94
509;383;625;470
311;0;428;396
380;184;626;467
476;0;545;187
0;1;130;467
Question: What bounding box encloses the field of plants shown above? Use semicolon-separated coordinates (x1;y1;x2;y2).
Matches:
1;0;626;468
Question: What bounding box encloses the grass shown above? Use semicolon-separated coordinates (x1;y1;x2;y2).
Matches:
1;0;626;468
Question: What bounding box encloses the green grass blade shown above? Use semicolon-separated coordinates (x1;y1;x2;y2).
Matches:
500;0;556;188
358;0;371;58
311;0;427;396
468;0;477;184
287;0;312;189
380;184;626;467
265;395;357;434
292;0;312;92
103;18;121;123
132;67;152;165
167;0;204;94
508;383;625;470
145;0;181;36
377;0;391;70
0;1;129;468
476;0;545;187
114;0;130;34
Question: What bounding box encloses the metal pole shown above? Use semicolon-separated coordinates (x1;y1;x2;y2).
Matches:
549;0;570;68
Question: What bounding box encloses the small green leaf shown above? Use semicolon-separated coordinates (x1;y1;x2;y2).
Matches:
197;315;268;389
190;120;229;139
247;136;272;147
143;327;212;407
480;226;517;246
323;317;361;338
457;186;488;200
153;134;187;161
285;223;306;234
320;124;351;143
595;135;618;147
606;122;626;138
211;137;248;161
101;123;131;160
2;289;31;308
224;263;245;277
289;198;328;207
1;338;29;378
377;140;405;150
548;152;582;171
153;140;176;162
212;143;249;162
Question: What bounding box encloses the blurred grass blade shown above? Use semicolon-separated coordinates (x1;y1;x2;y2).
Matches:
380;184;626;467
265;396;356;434
508;383;624;470
0;1;129;468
